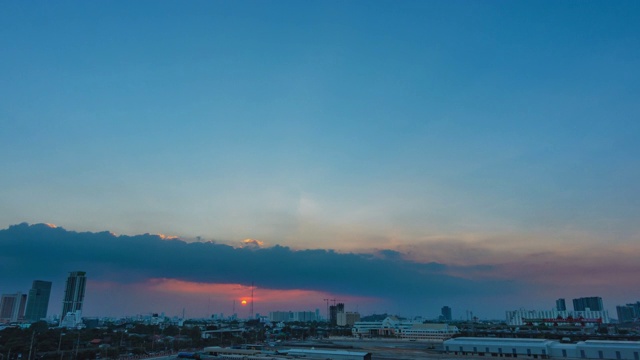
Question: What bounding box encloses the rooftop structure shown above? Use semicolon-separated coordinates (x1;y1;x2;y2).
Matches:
444;337;640;360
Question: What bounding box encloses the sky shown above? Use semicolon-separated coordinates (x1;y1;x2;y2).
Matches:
1;1;639;320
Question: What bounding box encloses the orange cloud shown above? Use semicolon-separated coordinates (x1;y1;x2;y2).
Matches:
241;238;265;248
156;233;179;240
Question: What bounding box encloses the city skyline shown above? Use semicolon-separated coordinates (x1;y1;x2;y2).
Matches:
1;2;639;321
0;223;637;321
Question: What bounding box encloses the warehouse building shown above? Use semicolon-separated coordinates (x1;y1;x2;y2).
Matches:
444;337;640;360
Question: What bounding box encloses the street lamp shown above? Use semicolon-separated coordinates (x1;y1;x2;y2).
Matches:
58;333;66;360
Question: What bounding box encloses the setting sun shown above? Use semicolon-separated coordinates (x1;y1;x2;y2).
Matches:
241;300;247;305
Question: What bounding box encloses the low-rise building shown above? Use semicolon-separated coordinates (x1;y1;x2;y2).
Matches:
506;308;610;326
352;316;457;341
444;337;640;360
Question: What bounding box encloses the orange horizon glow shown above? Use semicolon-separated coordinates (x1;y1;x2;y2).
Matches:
129;278;379;306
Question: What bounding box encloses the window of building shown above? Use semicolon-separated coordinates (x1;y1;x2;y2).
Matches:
598;351;604;359
487;348;490;354
527;349;532;356
634;351;639;360
616;351;621;360
499;348;503;354
446;346;449;352
562;350;567;358
474;347;478;353
580;350;586;358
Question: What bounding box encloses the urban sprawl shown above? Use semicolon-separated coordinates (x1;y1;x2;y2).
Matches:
1;271;639;360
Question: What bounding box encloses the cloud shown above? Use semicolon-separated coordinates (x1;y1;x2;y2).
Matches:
241;238;264;248
2;223;637;318
0;223;519;317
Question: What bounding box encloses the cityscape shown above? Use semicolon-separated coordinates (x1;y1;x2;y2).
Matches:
2;270;640;327
1;268;640;360
2;1;640;360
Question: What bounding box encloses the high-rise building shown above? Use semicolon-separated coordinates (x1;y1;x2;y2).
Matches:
572;297;603;311
329;303;345;326
617;305;635;323
25;280;52;322
628;301;640;317
61;271;86;326
556;298;566;311
441;306;452;321
0;292;27;323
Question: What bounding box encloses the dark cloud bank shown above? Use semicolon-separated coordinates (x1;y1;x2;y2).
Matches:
0;223;517;313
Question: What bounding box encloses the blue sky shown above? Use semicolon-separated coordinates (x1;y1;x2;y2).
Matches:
1;1;639;318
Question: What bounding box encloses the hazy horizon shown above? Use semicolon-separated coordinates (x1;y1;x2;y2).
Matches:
1;1;639;322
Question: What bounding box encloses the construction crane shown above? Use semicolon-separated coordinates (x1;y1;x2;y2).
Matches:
323;299;331;322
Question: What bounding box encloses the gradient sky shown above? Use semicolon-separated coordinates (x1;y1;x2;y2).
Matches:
1;1;639;320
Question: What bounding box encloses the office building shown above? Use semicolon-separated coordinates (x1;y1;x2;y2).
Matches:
573;297;603;311
556;298;566;311
329;303;345;326
0;292;27;323
24;280;52;322
442;306;452;321
628;301;640;317
337;311;361;327
61;271;86;326
615;302;639;323
616;305;635;323
268;310;319;323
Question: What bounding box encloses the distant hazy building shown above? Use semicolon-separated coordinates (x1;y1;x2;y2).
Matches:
337;311;361;326
616;302;639;323
506;308;609;326
24;280;52;322
616;305;635;323
292;311;318;322
573;297;603;312
269;310;319;322
627;301;640;318
60;271;86;327
556;298;566;311
441;306;452;321
0;292;27;323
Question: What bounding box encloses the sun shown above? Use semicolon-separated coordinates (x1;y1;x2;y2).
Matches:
241;300;247;306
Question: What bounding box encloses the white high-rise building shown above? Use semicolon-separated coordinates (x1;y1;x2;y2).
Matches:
60;271;86;327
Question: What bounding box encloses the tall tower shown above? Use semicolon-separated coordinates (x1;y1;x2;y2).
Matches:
441;306;452;321
556;298;567;311
61;271;86;325
25;280;52;322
